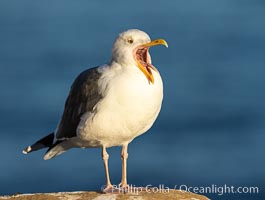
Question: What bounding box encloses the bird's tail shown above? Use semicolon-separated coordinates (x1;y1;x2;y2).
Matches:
43;140;65;160
22;133;54;154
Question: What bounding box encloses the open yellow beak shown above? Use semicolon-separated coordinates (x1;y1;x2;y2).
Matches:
136;39;168;84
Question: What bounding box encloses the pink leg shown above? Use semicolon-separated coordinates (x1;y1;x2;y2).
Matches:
102;146;112;193
120;144;129;188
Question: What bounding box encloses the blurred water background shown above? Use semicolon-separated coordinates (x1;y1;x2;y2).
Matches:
0;1;265;199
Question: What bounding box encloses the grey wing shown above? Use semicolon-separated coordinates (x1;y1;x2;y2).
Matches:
56;67;103;139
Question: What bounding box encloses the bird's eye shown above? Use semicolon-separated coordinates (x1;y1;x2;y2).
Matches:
127;39;134;44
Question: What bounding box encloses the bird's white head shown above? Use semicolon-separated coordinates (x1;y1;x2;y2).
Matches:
111;29;168;84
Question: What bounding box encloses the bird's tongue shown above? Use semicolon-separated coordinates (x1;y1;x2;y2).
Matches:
135;48;157;73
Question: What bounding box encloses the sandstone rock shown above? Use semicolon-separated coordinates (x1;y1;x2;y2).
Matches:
0;190;209;200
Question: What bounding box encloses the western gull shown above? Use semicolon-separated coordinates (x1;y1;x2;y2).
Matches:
23;29;168;192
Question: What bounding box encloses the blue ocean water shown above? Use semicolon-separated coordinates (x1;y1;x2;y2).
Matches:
0;1;265;199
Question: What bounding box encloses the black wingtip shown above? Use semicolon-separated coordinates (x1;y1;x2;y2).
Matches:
23;133;54;154
22;146;32;154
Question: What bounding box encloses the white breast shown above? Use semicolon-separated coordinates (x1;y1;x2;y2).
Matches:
77;63;163;147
